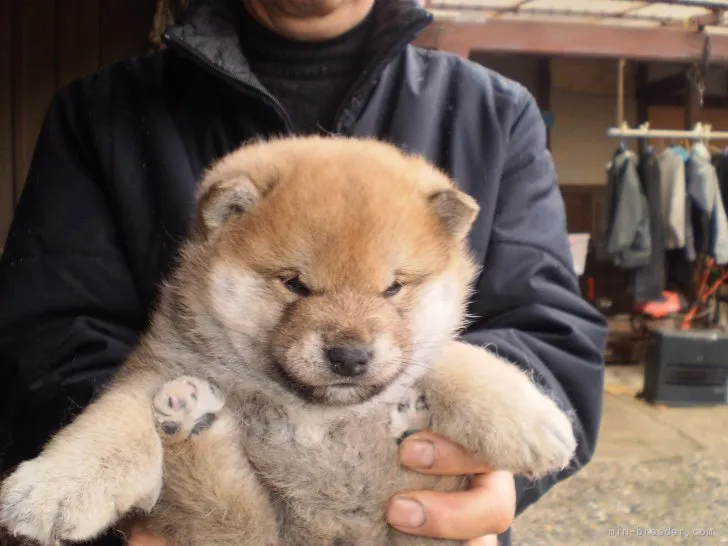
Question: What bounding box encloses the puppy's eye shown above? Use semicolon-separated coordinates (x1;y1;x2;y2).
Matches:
383;281;403;298
283;276;311;297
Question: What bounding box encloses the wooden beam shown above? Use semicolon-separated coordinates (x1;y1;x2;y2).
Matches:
57;0;101;87
13;0;57;197
535;57;551;150
0;0;13;245
414;19;728;63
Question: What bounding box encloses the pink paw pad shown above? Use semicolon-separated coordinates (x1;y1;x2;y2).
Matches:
153;376;224;439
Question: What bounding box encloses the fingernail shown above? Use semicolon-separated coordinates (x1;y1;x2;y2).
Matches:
400;439;435;469
388;497;426;528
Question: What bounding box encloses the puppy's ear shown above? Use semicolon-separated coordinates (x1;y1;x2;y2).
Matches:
427;188;480;240
197;175;261;236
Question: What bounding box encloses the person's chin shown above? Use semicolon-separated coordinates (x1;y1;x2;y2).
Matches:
268;0;346;17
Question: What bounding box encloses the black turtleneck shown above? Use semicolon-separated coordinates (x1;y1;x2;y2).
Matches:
237;5;376;135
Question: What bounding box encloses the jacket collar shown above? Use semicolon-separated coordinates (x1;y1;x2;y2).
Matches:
163;0;433;91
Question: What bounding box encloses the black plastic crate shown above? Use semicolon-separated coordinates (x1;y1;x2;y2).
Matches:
643;327;728;407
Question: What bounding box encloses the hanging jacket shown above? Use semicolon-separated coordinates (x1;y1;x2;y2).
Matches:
664;147;697;300
686;142;728;264
0;1;607;543
711;152;728;216
632;148;665;302
657;148;687;250
599;149;652;268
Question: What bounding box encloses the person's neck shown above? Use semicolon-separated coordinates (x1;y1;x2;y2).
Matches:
242;0;375;41
236;3;375;134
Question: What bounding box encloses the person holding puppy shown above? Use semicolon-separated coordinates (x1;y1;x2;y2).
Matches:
0;1;608;545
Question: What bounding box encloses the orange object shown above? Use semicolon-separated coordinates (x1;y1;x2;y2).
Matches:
694;257;715;298
680;269;728;330
587;277;595;301
634;291;681;319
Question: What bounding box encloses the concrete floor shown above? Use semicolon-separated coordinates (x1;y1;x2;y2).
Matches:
511;364;728;545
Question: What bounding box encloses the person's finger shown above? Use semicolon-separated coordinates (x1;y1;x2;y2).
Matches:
387;471;516;540
398;430;491;476
126;528;170;546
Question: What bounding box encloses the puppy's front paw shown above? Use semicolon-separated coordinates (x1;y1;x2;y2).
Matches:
424;341;577;479
505;386;577;478
388;389;432;443
153;376;225;444
0;452;161;545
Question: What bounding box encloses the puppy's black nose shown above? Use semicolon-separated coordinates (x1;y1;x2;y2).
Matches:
326;346;372;377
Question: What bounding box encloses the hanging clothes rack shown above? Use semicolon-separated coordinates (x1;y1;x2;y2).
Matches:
606;45;728;141
607;121;728;141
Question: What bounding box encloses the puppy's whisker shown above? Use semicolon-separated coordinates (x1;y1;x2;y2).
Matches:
390;358;437;373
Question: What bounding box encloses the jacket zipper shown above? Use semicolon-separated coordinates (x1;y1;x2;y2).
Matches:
163;32;297;135
332;18;431;135
164;15;431;137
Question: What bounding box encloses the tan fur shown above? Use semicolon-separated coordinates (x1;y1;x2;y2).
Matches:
0;136;576;546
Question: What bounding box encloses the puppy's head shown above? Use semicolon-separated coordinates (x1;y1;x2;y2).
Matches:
191;136;479;405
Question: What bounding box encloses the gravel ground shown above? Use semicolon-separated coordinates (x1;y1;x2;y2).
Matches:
511;449;728;545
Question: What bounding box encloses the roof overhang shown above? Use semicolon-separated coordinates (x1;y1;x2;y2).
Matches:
414;1;728;63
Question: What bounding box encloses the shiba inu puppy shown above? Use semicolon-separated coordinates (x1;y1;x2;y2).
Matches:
0;136;576;546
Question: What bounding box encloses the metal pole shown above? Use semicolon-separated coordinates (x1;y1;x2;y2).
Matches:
617;58;626;128
606;126;728;139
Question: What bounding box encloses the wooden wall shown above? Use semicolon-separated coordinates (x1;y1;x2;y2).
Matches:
648;105;728;140
561;184;605;237
0;0;157;245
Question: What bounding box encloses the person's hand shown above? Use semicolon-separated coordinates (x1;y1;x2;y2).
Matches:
127;527;169;546
387;430;516;544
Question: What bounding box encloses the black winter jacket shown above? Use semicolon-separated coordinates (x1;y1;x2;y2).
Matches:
0;0;607;543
